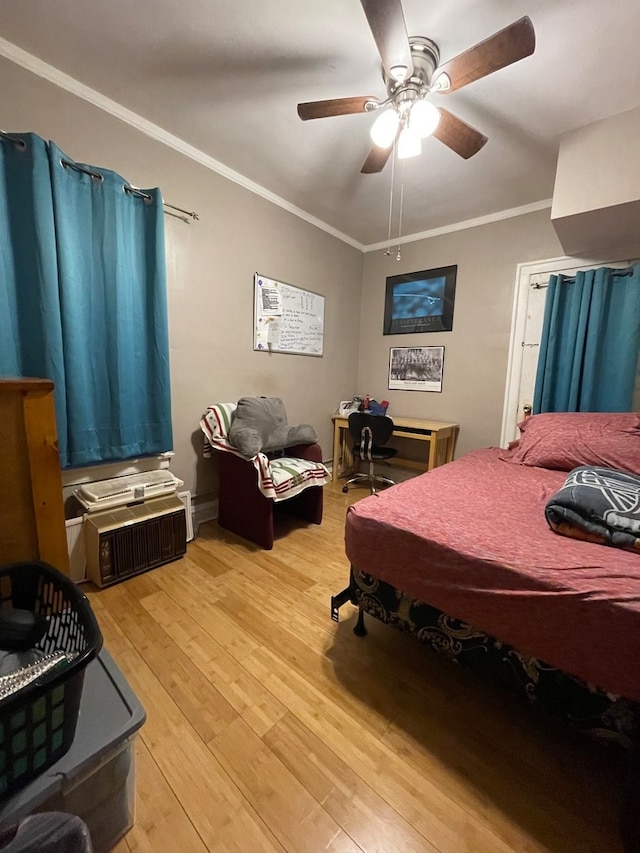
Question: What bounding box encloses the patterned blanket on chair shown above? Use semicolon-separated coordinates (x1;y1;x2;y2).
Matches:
545;466;640;553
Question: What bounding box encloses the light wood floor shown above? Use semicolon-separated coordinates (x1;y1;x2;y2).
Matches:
86;481;628;853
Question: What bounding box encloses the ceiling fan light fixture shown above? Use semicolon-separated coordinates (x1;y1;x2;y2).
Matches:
409;99;440;138
397;126;421;160
370;107;399;148
389;64;410;83
431;72;451;93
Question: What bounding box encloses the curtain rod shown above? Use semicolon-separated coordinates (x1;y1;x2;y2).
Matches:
0;130;199;222
531;266;636;288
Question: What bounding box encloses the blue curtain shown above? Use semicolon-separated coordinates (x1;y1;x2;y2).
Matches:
533;265;640;413
0;134;67;408
0;133;172;467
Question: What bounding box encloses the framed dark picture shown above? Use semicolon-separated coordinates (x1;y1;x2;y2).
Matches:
383;265;457;334
389;346;445;392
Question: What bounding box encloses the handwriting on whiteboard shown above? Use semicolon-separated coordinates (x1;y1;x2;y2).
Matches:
254;273;324;357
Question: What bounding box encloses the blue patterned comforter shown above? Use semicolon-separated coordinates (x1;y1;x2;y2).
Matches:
545;466;640;553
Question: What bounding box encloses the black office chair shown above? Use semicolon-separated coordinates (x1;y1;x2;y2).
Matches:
342;412;397;494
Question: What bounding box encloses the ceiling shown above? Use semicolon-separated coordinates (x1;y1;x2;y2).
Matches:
2;0;640;247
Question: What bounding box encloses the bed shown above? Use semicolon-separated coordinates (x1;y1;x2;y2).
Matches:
333;412;640;845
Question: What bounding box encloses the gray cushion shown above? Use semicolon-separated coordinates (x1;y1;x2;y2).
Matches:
229;396;318;457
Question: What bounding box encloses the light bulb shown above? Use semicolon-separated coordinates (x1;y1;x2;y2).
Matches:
397;126;421;159
370;108;399;148
389;64;409;83
409;100;440;138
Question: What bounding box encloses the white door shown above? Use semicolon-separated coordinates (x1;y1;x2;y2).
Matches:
501;255;634;446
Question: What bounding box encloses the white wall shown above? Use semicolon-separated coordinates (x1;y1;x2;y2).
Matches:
552;106;640;258
360;209;564;458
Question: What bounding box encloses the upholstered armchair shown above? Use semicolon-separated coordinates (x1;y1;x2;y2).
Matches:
200;400;331;549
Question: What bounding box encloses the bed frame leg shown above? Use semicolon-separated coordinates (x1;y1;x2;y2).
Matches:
331;570;367;636
353;606;367;637
331;585;355;623
330;587;367;636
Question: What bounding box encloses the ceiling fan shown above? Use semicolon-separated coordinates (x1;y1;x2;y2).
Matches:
297;0;535;173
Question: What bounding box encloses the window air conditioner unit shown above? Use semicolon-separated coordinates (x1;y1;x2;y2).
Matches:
84;495;187;588
74;470;183;512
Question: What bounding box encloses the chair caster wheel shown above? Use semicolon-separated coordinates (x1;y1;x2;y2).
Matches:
342;486;349;493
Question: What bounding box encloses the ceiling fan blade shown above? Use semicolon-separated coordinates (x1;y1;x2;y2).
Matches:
297;96;379;120
435;16;535;94
433;108;488;159
360;0;413;82
361;144;393;174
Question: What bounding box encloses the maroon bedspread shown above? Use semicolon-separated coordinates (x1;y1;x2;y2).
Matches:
345;448;640;702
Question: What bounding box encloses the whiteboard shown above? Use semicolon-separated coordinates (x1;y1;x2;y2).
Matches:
254;273;325;357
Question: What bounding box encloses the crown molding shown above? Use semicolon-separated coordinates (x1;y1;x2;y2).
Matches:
363;198;553;252
1;36;552;255
0;36;364;251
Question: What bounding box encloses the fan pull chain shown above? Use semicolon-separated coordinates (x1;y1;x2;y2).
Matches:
396;159;405;261
384;147;396;256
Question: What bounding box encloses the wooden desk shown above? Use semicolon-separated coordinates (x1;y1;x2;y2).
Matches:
331;414;459;483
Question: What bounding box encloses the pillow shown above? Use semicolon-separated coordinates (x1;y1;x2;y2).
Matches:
499;412;640;475
228;396;318;457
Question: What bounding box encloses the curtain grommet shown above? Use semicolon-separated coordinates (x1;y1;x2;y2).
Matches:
0;130;26;149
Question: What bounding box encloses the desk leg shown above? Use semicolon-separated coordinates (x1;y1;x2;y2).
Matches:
447;426;459;463
427;437;438;471
332;424;355;481
344;434;354;476
332;423;341;482
443;436;451;464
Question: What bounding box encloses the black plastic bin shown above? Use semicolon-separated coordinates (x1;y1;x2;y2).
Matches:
0;562;102;799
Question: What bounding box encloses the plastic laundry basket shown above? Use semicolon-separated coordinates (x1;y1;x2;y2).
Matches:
0;649;146;853
0;562;102;798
